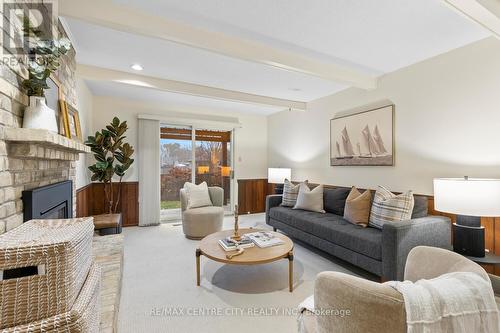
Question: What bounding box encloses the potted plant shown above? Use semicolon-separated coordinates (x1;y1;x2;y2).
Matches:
85;117;135;214
21;18;71;132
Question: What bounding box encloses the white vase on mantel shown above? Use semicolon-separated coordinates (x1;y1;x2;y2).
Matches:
23;96;58;133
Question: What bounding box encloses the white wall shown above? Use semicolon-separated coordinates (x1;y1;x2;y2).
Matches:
268;37;500;195
92;96;268;182
75;78;93;188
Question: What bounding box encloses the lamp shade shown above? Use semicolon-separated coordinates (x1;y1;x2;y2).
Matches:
268;168;291;184
433;178;500;217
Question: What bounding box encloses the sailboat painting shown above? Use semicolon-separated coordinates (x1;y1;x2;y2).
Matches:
330;105;394;166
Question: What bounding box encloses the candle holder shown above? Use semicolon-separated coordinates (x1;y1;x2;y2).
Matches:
231;205;241;241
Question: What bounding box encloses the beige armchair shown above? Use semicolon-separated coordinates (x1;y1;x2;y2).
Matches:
180;186;224;239
305;246;494;333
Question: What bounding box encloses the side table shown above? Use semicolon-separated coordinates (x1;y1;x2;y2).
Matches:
462;252;500;265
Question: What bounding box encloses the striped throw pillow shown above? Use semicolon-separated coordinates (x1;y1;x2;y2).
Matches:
281;179;308;207
369;186;414;229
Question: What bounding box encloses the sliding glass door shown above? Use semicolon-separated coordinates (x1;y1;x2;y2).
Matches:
160;126;193;221
160;125;233;221
195;129;232;211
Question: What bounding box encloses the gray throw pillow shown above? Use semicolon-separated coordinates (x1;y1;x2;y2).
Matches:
411;196;428;218
324;187;351;215
293;184;325;213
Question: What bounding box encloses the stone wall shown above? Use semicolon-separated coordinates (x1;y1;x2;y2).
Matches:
0;2;81;234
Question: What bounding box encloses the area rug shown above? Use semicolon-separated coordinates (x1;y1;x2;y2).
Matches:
118;214;373;333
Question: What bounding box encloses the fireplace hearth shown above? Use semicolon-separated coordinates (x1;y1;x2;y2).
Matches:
22;181;73;221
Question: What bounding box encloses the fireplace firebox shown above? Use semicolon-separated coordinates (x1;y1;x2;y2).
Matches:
22;180;73;221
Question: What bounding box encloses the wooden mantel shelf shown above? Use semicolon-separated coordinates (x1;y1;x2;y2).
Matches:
3;128;90;153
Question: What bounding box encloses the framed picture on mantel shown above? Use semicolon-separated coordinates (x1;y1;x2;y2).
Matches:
61;101;83;142
330;104;394;166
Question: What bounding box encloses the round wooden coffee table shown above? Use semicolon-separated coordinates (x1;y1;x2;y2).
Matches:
196;228;295;292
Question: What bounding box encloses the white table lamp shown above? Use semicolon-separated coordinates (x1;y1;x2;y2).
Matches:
433;177;500;257
268;168;291;194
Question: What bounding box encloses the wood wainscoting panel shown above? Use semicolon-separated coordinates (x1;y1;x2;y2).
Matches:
495;218;500;275
76;182;139;227
237;179;275;214
482;217;496;274
120;182;139;227
483;217;495;255
90;183;106;216
76;183;91;218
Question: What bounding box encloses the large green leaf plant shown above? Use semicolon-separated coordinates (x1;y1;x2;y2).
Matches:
85;117;134;214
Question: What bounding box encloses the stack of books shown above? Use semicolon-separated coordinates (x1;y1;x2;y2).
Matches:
218;236;254;252
218;231;284;251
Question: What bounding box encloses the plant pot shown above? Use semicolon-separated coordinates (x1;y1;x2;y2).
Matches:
22;96;58;133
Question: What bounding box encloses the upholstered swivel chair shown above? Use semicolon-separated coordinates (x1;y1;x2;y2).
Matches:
180;186;224;239
300;246;498;333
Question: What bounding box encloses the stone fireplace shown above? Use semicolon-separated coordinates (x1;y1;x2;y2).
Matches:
0;2;81;235
0;128;89;233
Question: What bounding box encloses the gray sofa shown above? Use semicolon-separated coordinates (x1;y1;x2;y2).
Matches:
266;187;451;281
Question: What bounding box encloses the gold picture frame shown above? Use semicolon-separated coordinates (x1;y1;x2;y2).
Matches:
61;101;82;141
58;99;67;137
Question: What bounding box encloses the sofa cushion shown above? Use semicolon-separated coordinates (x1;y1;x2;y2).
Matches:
369;186;415;229
368;191;428;219
269;206;382;260
293;184;325;213
282;179;307;207
324;187;350;215
343;187;372;227
412;196;428;218
183;181;213;209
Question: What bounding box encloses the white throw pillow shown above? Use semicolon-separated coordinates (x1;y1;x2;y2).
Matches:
184;182;213;209
293;184;325;213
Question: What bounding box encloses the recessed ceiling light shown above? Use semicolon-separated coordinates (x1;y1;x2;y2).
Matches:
131;63;143;71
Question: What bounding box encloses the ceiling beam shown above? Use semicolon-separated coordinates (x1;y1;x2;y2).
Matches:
443;0;500;38
60;0;377;89
77;64;307;110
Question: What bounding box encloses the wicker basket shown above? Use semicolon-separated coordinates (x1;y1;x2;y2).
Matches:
0;218;94;329
2;262;101;333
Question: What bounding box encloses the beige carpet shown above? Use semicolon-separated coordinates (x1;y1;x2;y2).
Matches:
118;213;374;333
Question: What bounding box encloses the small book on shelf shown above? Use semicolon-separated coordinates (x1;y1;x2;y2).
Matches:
218;236;254;252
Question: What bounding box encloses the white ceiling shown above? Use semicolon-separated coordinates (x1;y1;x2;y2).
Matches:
86;80;284;115
65;17;346;102
64;0;490;115
113;0;489;72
